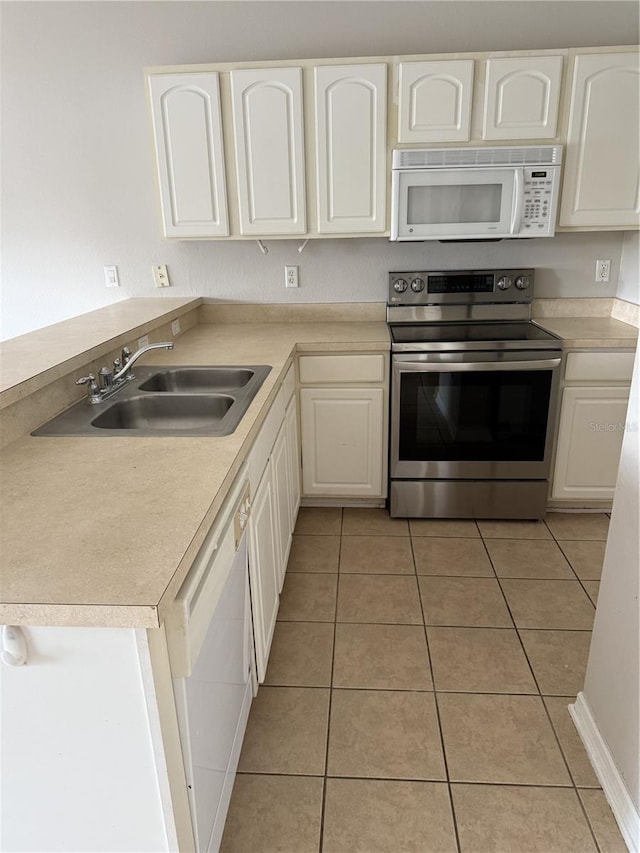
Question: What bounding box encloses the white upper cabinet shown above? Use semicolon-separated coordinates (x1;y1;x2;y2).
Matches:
482;55;563;140
314;63;387;233
397;60;474;143
560;51;640;228
148;73;229;238
230;67;306;235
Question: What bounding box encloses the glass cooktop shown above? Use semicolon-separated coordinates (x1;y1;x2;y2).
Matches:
390;321;562;351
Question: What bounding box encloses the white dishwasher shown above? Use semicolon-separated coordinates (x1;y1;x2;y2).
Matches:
166;467;255;853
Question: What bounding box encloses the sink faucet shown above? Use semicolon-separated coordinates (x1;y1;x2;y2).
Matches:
76;342;175;403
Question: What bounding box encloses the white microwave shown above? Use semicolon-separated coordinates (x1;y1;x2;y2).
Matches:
390;146;562;241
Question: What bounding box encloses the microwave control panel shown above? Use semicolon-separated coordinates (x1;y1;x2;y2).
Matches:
521;167;560;234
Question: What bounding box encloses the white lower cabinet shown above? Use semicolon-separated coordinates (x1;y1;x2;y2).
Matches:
300;386;385;498
272;420;292;590
285;396;301;526
551;351;634;501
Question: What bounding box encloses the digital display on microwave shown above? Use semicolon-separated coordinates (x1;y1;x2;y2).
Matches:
531;171;547;177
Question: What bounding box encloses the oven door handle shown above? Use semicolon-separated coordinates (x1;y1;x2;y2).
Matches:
395;358;562;372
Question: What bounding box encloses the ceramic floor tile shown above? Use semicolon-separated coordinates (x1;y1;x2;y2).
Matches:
294;506;342;535
278;573;337;622
419;576;512;627
583;580;600;606
238;686;329;775
337;574;423;625
520;629;591;695
220;774;323;853
333;623;432;690
427;627;536;693
501;579;595;629
287;534;340;572
327;689;446;780
486;538;575;579
413;537;494;577
409;519;480;538
342;507;409;536
264;622;334;687
438;693;571;785
579;789;629;853
477;519;552;539
322;779;457;853
557;540;607;580
543;697;600;788
452;784;597;853
339;535;414;574
545;512;610;541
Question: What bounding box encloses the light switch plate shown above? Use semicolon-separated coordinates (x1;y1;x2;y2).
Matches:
104;265;120;287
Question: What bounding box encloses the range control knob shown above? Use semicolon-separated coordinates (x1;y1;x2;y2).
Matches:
411;277;425;292
515;275;531;290
496;276;512;291
393;278;408;293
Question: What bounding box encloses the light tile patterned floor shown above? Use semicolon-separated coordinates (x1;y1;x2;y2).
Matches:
221;509;626;853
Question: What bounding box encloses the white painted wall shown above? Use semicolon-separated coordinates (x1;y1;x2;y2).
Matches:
617;232;640;305
2;1;639;340
582;341;639;811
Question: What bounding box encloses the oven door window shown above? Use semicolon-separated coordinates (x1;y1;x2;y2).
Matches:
398;369;552;462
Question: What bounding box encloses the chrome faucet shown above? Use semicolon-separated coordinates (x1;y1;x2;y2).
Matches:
76;342;175;403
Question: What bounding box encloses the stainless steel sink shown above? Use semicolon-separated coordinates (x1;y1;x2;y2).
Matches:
138;367;256;392
91;394;235;431
32;364;272;437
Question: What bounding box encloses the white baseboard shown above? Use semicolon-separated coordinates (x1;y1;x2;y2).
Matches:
569;692;640;852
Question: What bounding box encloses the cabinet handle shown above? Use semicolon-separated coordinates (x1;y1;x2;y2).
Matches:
1;626;28;667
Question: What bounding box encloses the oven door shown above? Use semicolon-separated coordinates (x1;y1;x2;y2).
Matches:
391;349;561;480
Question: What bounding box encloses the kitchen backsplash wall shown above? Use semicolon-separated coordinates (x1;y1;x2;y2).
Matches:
618;232;640;306
2;1;639;340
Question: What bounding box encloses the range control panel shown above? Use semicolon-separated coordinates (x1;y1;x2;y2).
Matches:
388;269;535;306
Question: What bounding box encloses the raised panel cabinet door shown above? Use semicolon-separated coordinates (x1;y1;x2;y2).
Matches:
230;67;306;235
285;398;301;530
551;386;631;500
300;387;385;497
248;461;280;682
148;73;229;238
397;60;473;143
560;51;640;227
314;63;387;233
271;422;292;592
483;55;563;140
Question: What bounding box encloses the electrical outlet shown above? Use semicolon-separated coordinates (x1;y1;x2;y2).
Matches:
171;319;181;337
285;265;299;288
153;265;171;288
595;259;611;283
138;335;149;349
104;265;120;287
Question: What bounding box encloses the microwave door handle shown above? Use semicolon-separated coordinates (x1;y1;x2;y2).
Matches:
396;358;562;372
510;168;524;234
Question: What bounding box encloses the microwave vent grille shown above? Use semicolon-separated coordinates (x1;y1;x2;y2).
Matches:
393;146;562;169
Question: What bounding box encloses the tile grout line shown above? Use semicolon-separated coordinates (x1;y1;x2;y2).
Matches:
409;527;463;853
317;506;342;853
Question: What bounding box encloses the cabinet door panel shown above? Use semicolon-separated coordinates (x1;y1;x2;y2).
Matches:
271;423;292;591
315;64;387;233
300;387;384;497
231;67;306;235
560;52;640;227
285;399;301;530
398;60;473;143
552;386;630;500
149;73;229;237
483;56;563;140
248;463;280;682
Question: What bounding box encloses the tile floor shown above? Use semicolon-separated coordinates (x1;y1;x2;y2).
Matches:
221;509;627;853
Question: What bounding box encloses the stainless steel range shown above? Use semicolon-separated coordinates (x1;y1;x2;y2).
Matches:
388;268;563;519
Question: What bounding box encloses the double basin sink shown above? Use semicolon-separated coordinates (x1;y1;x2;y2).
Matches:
33;365;272;437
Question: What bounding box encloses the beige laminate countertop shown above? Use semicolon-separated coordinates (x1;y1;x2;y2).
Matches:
0;321;389;629
535;316;638;349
